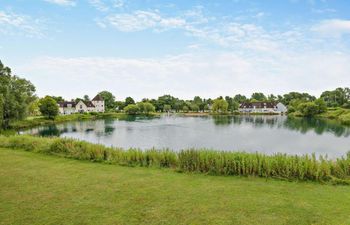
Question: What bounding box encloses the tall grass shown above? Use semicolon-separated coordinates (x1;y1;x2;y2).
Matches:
0;135;349;184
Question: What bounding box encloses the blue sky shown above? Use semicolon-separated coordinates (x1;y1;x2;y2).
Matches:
1;0;350;100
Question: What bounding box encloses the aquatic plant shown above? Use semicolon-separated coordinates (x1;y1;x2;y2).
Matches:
0;135;349;184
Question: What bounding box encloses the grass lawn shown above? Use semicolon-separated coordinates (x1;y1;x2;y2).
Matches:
1;148;350;225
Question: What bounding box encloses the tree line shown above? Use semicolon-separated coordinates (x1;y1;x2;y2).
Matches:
1;60;350;129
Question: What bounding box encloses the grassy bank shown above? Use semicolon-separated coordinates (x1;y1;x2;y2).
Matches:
318;108;350;125
0;135;349;184
1;148;350;225
9;112;160;130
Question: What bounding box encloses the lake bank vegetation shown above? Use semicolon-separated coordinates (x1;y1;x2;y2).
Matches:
2;149;350;225
1;135;350;185
1;60;350;131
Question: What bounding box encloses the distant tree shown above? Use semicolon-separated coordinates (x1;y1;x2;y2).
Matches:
75;98;84;103
321;87;349;107
251;92;267;101
98;91;116;111
190;103;199;112
233;94;247;103
28;99;41;116
157;95;177;112
212;99;228;113
298;102;319;117
0;61;36;129
143;102;156;114
163;104;171;112
267;94;277;102
182;105;189;112
0;95;3;129
314;98;327;113
125;97;135;107
124;104;139;115
39;96;59;119
83;95;90;101
115;101;125;110
282;92;315;106
50;96;65;103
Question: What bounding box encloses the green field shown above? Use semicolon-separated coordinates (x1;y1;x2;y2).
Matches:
1;148;350;225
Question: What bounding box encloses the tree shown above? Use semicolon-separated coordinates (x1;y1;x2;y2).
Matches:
190;103;199;112
98;91;116;111
212;99;228;113
115;101;125;110
314;98;327;114
50;96;64;103
0;61;36;129
298;102;319;117
251;92;267;101
321;88;349;107
182;105;189;112
143;102;155;114
282;92;315;106
163;104;171;112
125;97;135;107
83;95;90;101
39;96;59;119
124;104;139;115
233;94;247;103
28;99;41;116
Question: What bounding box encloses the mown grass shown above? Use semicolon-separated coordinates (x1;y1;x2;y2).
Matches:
0;135;349;184
1;148;350;225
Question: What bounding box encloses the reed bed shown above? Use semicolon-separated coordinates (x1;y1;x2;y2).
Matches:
0;135;349;184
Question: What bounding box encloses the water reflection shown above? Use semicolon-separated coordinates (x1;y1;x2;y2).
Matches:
212;115;350;137
23;115;350;157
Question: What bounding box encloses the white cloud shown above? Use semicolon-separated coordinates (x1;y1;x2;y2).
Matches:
0;11;44;37
105;10;186;32
16;51;350;100
312;19;350;37
44;0;76;6
89;0;109;12
112;0;124;8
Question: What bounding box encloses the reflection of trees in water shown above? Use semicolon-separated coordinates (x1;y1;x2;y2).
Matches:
30;119;116;137
212;116;233;125
283;117;350;137
37;125;61;136
211;115;350;137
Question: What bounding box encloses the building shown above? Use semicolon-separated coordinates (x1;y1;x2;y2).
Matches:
58;94;105;115
239;102;287;114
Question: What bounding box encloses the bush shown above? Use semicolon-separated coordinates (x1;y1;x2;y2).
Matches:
124;104;140;115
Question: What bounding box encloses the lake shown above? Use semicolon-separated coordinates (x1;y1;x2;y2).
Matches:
23;115;350;157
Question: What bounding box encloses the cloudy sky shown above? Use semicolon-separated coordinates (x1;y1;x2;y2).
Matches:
1;0;350;100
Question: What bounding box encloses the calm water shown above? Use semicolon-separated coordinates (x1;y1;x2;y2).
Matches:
24;115;350;157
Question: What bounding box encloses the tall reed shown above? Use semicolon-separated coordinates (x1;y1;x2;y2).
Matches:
0;135;349;184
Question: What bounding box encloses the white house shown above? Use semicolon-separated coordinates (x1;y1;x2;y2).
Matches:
239;102;287;114
58;94;105;115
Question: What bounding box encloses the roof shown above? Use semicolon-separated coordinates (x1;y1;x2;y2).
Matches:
84;101;95;107
92;94;103;101
239;102;277;109
58;101;76;107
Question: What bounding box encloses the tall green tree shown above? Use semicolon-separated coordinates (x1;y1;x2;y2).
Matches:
212;99;228;113
98;91;116;111
39;96;59;119
125;97;135;107
0;61;36;129
251;92;267;101
83;95;90;101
